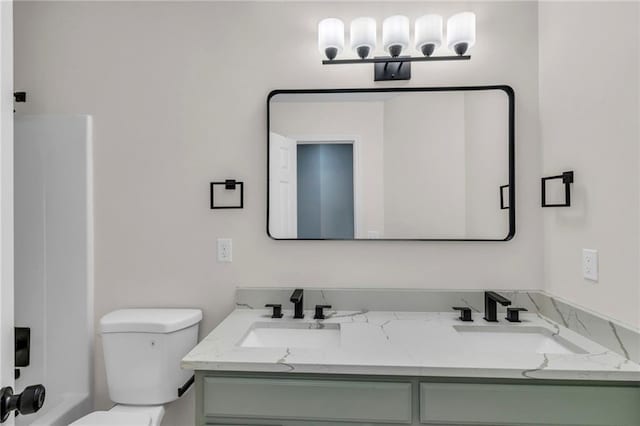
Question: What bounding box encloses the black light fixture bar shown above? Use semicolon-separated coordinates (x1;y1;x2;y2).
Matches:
322;55;470;65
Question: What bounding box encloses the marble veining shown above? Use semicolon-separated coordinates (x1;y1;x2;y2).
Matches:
235;288;640;364
521;353;549;379
609;321;630;360
531;292;639;363
182;308;640;381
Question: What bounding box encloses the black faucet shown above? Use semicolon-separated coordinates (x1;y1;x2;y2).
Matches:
290;288;304;319
483;291;511;322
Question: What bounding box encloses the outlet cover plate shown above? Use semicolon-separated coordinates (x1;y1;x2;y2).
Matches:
582;249;598;281
217;238;232;262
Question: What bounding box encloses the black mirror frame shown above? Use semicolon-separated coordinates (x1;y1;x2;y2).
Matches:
266;85;516;242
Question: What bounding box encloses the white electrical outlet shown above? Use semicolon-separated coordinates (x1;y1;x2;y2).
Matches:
217;238;232;262
582;249;598;281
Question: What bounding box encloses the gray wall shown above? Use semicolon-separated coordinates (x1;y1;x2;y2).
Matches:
14;2;542;424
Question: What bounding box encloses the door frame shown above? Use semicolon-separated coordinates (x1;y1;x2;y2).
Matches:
0;0;15;416
290;135;362;239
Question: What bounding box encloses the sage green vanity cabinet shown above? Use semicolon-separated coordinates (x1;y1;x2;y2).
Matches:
194;372;640;426
419;382;640;425
203;377;411;423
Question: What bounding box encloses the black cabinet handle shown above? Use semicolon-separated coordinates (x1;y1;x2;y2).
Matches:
506;307;528;323
265;304;283;319
452;307;473;322
314;305;332;320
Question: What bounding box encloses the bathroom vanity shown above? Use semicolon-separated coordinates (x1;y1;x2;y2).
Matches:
182;289;640;426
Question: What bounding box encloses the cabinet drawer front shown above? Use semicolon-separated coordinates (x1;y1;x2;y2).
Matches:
420;382;640;425
204;377;412;423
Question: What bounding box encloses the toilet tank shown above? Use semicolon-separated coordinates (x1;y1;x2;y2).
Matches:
100;309;202;405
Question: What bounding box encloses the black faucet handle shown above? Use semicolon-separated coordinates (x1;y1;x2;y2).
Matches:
452;307;473;322
505;307;528;323
265;304;283;319
314;305;332;320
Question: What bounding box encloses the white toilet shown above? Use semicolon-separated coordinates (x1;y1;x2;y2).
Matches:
71;308;202;426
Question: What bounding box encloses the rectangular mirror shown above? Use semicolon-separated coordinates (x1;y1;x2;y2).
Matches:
267;86;515;241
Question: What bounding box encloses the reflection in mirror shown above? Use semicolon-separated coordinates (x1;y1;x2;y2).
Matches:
268;87;514;240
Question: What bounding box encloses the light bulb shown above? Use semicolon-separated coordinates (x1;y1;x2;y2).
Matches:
415;14;443;57
447;12;476;56
350;17;376;59
318;18;345;60
382;15;410;57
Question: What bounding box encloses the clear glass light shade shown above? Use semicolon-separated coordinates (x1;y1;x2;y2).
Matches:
447;12;476;55
382;15;410;56
318;18;345;60
350;17;376;59
415;14;443;56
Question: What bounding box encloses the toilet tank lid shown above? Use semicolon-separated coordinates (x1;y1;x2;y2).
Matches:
101;309;203;334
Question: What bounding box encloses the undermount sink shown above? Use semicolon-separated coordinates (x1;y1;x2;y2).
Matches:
453;325;588;355
239;322;341;349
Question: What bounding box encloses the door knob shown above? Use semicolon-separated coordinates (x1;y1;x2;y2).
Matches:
0;384;46;423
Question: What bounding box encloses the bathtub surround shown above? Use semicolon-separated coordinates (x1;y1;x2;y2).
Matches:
13;115;94;426
11;1;639;424
236;288;640;365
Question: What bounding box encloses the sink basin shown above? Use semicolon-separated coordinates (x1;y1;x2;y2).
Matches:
453;325;588;355
239;322;341;349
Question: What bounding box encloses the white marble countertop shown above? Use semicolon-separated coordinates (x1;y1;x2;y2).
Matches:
182;309;640;381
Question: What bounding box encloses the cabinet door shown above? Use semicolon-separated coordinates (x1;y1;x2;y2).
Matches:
204;377;412;424
420;382;640;425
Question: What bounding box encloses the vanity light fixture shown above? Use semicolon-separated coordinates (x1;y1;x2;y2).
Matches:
320;12;475;81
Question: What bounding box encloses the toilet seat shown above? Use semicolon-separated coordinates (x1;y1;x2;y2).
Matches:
71;405;164;426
